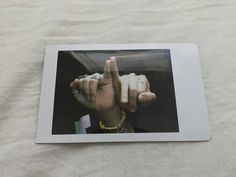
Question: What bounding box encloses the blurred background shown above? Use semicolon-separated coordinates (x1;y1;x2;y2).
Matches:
52;49;179;134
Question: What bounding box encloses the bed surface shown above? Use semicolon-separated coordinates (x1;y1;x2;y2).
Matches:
0;0;235;176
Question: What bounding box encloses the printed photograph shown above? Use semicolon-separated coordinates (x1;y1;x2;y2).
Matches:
52;49;179;134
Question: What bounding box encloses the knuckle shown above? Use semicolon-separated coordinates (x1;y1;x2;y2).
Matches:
139;75;147;80
139;79;145;85
139;74;145;77
74;78;79;82
129;72;136;75
74;79;80;85
69;81;75;88
121;75;128;80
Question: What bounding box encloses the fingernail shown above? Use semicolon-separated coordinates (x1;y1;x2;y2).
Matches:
91;96;95;101
111;57;116;61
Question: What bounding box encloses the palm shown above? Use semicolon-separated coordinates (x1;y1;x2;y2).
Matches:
95;81;115;111
73;60;117;112
74;79;115;111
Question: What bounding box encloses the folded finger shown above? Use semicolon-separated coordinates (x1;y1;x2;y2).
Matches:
82;79;90;101
103;59;112;80
70;79;80;94
120;77;129;103
89;79;97;101
89;73;102;80
78;78;84;91
137;75;146;93
138;92;157;105
137;75;150;92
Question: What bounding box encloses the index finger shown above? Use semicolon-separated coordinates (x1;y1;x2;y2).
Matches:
110;57;121;101
110;57;120;82
103;59;112;79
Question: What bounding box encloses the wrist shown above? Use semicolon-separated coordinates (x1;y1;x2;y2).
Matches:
93;105;122;127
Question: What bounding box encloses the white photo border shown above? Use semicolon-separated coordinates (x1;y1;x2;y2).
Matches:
36;43;211;143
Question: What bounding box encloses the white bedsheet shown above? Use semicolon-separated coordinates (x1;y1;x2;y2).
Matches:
0;0;235;176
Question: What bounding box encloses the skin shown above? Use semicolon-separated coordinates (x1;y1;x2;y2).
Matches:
70;60;122;127
70;57;157;128
110;57;156;112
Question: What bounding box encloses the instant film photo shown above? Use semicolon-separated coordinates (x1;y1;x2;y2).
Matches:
36;43;211;143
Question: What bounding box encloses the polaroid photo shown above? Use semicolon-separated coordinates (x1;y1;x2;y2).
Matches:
36;43;211;143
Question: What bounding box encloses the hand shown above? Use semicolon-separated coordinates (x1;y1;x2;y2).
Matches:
70;60;115;111
110;57;156;112
70;60;122;127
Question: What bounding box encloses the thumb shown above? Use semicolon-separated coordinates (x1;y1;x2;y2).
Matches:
138;92;156;105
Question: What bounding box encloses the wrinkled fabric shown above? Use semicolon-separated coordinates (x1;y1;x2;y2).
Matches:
0;0;236;177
